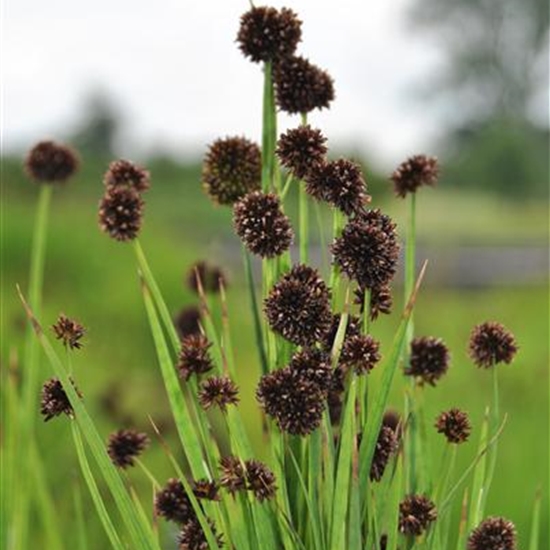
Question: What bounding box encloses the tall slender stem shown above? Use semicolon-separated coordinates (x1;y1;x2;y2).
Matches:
299;112;309;263
261;61;276;193
404;192;416;345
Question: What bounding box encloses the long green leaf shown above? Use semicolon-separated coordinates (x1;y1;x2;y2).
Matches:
528;489;542;550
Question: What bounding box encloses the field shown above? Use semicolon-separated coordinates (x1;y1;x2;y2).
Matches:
1;156;548;548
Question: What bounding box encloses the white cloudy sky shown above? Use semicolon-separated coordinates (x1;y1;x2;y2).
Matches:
2;0;445;168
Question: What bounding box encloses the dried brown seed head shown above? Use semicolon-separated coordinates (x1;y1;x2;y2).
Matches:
178;517;224;550
98;187;144;242
155;478;193;524
468;321;518;368
354;285;393;321
219;456;246;494
25;140;79;184
40;377;81;421
198;376;240;411
370;425;398;482
51;314;86;350
340;334;381;375
435;408;471;444
245;459;277;502
390;154;439;198
467;517;517;550
399;494;438;536
103;159;150;192
192;479;220;502
107;429;149;468
177;334;213;380
405;336;450;386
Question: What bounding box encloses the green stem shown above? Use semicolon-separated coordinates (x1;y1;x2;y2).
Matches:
330;210;344;308
481;367;500;510
404;192;416;345
299;112;309;263
261;61;276;192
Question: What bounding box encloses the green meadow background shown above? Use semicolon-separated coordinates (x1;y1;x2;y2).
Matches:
1;153;548;548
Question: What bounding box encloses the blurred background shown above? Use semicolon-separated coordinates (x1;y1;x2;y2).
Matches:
2;0;548;548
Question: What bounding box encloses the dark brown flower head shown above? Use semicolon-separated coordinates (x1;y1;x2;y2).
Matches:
178;517;224;550
306;158;370;215
399;494;438;536
98;187;144;242
467;517;517;550
192;479;220;502
468;322;518;368
276;125;328;180
370;425;398;482
245;459;277;502
321;313;362;353
187;261;226;295
264;264;332;346
51;314;85;350
382;409;402;438
40;377;81;421
390;154;439;198
237;6;301;63
332;217;399;290
177;334;213;380
289;348;332;393
435;408;471;444
103;159;150;193
405;336;450;386
354;285;393;321
340;334;381;375
202;137;261;205
155;478;193;524
219;456;246;494
274;55;335;114
107;429;149;468
233;191;293;258
358;208;399;241
175;306;202;339
198;376;240;411
256;364;327;435
25;140;79;183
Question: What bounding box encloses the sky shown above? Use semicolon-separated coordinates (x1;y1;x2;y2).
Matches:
2;0;445;169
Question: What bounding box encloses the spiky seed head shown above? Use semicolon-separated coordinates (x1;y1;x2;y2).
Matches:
107;429;149;468
178;517;224;550
198;376;240;411
192;479;220;501
237;6;302;63
289;348;332;393
264;264;332;346
187;261;226;295
321;313;362;353
98;187;144;242
399;494;438;536
435;408;471;444
467;517;517;550
306;158;370;215
202;137;261;205
155;479;193;524
276;125;328;180
51;314;86;350
103;159;150;192
40;377;81;421
390;154;439;197
233;191;293;258
245;459;277;502
219;456;246;494
370;425;398;482
177;334;213;380
332;217;399;290
354;285;393;321
174;306;202;339
405;336;450;386
274;55;335;114
382;409;402;439
25;140;79;183
340;334;381;375
468;321;518;368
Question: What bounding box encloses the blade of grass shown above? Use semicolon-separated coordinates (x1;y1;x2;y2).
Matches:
466;409;489;529
73;476;88;550
385;452;404;550
528;488;541;550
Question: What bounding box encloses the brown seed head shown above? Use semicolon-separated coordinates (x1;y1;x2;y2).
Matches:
187;261;226;295
332;216;399;290
178;517;224;550
370;425;398;482
233;191;293;258
155;478;193;524
98;187;144;242
289;348;333;393
177;334;213;380
264;264;332;346
435;408;471;444
340;334;381;375
103;159;150;192
321;313;362;353
399;494;438;536
276;125;328;180
354;285;393;321
219;456;246;494
245;459;277;502
382;409;402;438
274;55;335;114
25;140;79;183
192;479;220;502
40;377;81;421
198;376;240;411
467;517;517;550
405;336;450;386
52;314;86;350
306;158;370;215
390;154;439;198
468;321;518;368
237;6;302;63
174;306;202;339
107;429;149;468
202;136;261;205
